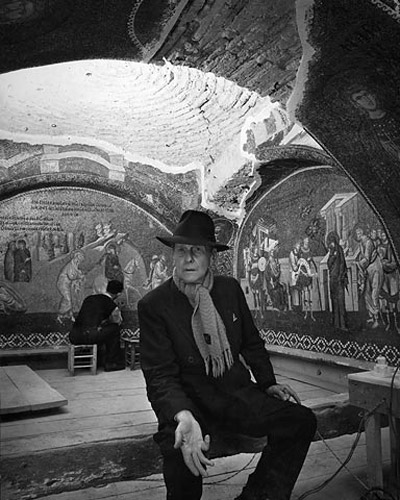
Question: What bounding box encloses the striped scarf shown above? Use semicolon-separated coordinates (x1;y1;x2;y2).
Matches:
173;268;233;377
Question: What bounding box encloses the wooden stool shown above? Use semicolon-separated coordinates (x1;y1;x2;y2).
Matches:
121;329;140;370
68;344;98;375
124;338;140;370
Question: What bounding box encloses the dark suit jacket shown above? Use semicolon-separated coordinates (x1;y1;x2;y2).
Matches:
138;275;277;430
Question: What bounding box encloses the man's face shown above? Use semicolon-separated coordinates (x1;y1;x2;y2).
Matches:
351;89;377;111
173;244;212;284
355;228;363;241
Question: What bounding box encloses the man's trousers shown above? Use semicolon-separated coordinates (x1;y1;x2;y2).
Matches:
156;389;317;500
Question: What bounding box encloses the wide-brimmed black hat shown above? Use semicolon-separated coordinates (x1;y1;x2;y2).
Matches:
156;210;230;252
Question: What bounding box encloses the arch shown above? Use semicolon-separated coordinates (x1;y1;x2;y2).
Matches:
0;172;174;230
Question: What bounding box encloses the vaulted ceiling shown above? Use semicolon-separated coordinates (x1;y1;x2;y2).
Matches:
0;0;323;219
0;0;300;101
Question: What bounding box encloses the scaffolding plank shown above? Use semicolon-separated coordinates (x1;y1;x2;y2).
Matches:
0;365;67;415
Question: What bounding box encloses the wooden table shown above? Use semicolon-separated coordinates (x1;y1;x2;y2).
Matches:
0;365;68;415
348;369;400;488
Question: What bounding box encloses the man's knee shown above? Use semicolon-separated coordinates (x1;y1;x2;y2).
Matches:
295;404;317;440
266;403;317;442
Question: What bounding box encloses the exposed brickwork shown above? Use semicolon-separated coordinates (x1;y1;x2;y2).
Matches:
0;0;301;104
156;0;301;103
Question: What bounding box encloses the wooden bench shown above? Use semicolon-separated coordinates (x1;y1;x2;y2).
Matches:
0;347;69;359
0;347;70;371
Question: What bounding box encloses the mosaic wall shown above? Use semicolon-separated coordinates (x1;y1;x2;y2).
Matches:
236;167;400;364
0;185;234;351
291;0;400;265
0;187;173;345
1;167;399;365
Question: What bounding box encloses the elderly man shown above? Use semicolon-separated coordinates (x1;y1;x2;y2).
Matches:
138;211;316;500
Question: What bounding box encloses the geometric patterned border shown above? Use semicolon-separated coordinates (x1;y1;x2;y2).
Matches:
261;329;400;366
2;327;399;367
0;328;138;350
0;331;70;350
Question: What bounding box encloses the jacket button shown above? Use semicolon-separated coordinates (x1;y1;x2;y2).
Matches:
188;356;194;364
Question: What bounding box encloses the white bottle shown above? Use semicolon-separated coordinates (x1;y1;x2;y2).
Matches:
374;355;388;377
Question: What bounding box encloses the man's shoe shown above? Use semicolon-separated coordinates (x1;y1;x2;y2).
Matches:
104;363;125;372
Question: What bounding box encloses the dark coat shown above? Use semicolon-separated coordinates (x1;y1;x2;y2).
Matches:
72;294;117;329
138;275;277;429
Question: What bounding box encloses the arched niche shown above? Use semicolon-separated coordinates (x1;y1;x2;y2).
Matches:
0;184;175;349
234;164;400;365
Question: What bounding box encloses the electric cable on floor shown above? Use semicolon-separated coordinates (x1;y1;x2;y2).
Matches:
130;452;258;486
204;452;257;485
295;400;385;500
296;362;400;500
315;428;369;490
131;368;400;498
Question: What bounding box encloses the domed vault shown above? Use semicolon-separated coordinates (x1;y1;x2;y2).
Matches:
0;0;325;222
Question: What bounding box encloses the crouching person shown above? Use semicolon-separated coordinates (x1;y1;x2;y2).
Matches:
70;279;125;372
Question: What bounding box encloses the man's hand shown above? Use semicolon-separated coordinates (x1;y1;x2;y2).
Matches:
266;384;301;404
110;307;123;325
174;410;214;477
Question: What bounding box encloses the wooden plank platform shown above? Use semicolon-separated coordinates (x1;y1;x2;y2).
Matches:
0;365;68;415
0;368;339;456
0;367;370;500
29;431;393;500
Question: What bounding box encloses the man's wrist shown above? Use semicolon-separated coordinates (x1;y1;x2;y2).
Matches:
174;409;194;423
